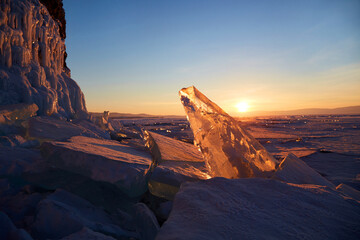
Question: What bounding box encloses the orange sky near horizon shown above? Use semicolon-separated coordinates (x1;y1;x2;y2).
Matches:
85;62;360;116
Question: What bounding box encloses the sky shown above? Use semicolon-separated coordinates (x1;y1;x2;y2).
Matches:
63;0;360;115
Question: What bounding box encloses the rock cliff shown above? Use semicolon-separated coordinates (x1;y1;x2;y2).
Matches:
0;0;87;118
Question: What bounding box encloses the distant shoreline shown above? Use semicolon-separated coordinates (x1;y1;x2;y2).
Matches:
90;105;360;119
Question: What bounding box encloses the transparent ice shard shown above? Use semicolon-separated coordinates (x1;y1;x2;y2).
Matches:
179;86;278;178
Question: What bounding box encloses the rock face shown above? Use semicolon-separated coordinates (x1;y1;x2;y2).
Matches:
179;86;278;178
0;0;87;118
157;178;360;240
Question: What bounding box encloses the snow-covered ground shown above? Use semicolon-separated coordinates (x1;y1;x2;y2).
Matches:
1;111;359;239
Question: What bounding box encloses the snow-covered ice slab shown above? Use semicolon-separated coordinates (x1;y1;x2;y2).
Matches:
157;178;360;240
27;116;110;142
60;228;116;240
0;147;44;176
144;131;210;200
0;211;33;240
32;189;137;239
273;153;334;187
41;136;152;197
336;183;360;202
179;86;278;178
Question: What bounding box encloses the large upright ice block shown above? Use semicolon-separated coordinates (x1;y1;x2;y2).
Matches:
179;86;278;178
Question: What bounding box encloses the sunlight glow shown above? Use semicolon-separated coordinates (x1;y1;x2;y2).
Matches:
236;101;249;113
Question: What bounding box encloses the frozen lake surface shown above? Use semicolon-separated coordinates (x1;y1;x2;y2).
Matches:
116;114;360;190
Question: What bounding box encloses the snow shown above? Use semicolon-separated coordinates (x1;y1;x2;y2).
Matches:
157;178;360;240
41;136;152;197
179;86;278;178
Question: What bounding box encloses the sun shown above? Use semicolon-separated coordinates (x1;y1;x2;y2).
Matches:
236;101;249;113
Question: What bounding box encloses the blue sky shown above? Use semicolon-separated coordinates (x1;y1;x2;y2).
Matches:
63;0;360;115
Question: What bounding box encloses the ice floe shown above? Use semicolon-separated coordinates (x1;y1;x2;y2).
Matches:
41;136;152;197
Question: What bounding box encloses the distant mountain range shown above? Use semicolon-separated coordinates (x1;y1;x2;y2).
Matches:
90;105;360;119
90;112;184;119
241;105;360;117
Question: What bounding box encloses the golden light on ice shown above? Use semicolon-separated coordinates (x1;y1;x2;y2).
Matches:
236;101;249;112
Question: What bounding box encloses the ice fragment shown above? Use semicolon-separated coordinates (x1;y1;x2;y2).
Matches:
179;86;278;178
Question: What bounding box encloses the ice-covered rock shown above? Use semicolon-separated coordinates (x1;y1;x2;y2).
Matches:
32;189;138;239
179;86;278;178
156;201;173;221
134;203;160;240
108;119;124;132
41;136;152;197
0;186;43;232
157;178;360;240
0;211;33;240
22;169;139;215
73;119;111;139
0;0;87;118
0;103;38;123
144;131;210;200
91;111;115;131
26;116;109;142
273;153;334;187
0;134;39;148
